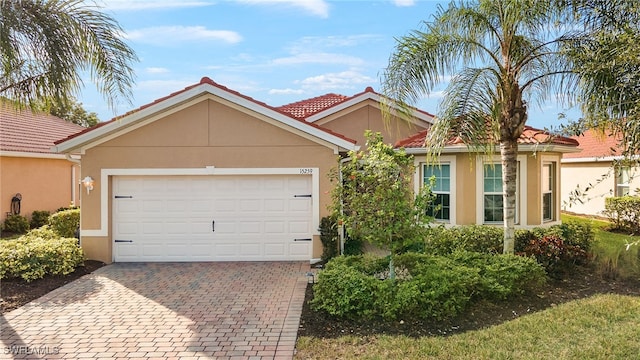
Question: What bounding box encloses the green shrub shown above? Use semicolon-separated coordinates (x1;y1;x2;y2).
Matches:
311;252;545;321
603;196;640;233
558;220;595;253
450;251;546;300
49;209;80;238
423;225;503;255
0;235;85;281
23;225;59;241
310;262;381;319
319;216;339;261
30;210;51;229
2;214;30;234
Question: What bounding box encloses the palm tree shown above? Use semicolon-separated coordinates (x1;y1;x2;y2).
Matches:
381;0;578;253
0;0;137;110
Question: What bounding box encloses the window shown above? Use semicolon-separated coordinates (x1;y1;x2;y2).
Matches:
542;163;555;221
483;164;503;222
616;166;631;196
424;164;450;220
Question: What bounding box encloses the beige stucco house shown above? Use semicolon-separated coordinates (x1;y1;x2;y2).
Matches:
53;78;433;264
561;129;638;216
396;126;579;228
0;105;83;223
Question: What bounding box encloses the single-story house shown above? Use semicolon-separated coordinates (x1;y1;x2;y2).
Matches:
0;104;84;222
396;126;579;228
561;129;638;216
52;77;433;264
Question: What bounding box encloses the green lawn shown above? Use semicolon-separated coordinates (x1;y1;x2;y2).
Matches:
296;214;640;359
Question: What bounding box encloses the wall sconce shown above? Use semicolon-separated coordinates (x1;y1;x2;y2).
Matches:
82;176;95;194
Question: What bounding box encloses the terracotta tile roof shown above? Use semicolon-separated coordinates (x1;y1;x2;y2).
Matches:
277;86;436;120
277;93;349;119
56;77;357;146
563;129;621;159
0;104;85;154
395;125;579;149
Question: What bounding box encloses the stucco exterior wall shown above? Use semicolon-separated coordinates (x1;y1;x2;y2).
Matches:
316;100;429;146
559;161;635;216
0;156;80;222
79;99;340;263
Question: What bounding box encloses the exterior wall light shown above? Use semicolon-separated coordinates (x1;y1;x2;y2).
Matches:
82;176;95;194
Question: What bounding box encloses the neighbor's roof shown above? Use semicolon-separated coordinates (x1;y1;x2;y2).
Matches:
0;104;84;155
277;86;435;125
396;125;579;151
277;93;349;119
563;129;621;159
53;77;358;153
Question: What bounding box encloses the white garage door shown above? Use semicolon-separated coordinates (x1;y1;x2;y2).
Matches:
112;175;313;262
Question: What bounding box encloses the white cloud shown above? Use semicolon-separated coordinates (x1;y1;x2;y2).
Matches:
268;88;305;95
135;79;196;93
125;26;242;45
145;67;170;74
236;0;330;18
393;0;415;6
298;71;375;90
290;35;382;50
94;0;214;11
272;52;364;66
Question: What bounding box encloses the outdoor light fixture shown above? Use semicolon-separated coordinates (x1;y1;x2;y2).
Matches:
82;176;95;194
305;271;315;284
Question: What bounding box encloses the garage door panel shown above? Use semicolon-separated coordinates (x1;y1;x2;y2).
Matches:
113;174;313;262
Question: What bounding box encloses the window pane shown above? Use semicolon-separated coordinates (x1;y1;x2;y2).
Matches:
484;194;503;222
427;193;450;220
543;192;552;220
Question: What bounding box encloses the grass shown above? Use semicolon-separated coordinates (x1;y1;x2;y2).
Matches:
295;294;640;359
296;214;640;359
561;213;640;279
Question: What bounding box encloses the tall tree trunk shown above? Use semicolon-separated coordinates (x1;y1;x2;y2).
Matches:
501;138;518;254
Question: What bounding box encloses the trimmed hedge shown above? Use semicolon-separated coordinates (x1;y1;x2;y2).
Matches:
30;210;51;229
311;253;545;321
0;227;84;282
49;208;80;238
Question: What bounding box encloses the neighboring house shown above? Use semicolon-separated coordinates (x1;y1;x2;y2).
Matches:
52;77;432;264
0;105;84;222
396;126;579;228
561;129;638;216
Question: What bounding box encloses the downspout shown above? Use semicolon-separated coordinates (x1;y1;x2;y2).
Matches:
65;153;81;207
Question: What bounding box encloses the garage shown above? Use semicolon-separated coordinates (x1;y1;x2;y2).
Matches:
113;174;313;262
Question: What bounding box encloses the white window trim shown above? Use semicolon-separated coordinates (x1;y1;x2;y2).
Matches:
475;155;527;225
541;155;560;225
542;161;554;222
415;155;456;225
616;165;631;197
81;167;320;238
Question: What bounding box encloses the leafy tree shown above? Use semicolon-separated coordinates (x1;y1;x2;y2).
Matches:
381;0;580;254
332;131;433;279
0;0;137;111
562;0;640;158
35;97;99;127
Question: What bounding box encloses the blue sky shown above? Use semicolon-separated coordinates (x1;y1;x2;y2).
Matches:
81;0;580;129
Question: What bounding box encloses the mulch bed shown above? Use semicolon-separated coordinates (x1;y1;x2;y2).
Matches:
1;260;106;313
297;264;640;338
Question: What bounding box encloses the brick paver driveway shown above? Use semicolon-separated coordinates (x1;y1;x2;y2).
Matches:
1;262;309;360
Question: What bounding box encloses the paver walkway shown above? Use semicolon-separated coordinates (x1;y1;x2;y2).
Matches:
1;262;309;360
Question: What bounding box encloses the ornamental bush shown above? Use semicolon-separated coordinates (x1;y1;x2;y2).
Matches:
49;208;80;238
0;234;85;282
603;196;640;233
311;253;545;321
30;210;51;229
2;214;30;234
